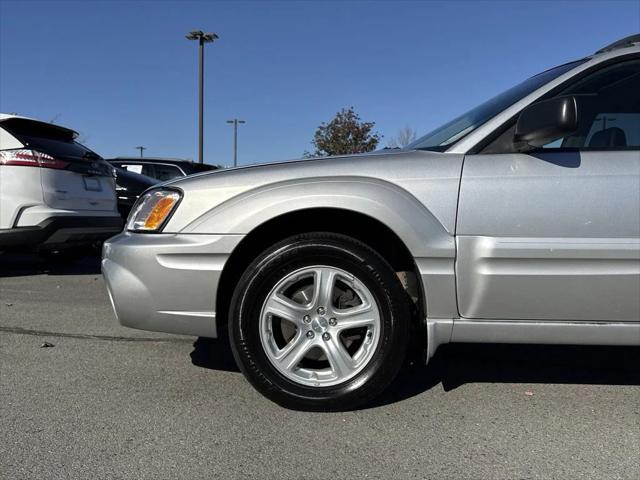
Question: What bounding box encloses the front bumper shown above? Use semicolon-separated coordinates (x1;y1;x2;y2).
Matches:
101;232;244;337
0;215;123;250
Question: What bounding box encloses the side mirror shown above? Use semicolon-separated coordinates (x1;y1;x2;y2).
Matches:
514;96;578;150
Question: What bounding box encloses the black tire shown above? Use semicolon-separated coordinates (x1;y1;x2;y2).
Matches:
228;232;411;411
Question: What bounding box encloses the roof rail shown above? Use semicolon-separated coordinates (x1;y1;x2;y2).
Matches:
595;33;640;54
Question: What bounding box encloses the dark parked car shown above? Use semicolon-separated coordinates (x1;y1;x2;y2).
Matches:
108;157;220;182
113;167;158;218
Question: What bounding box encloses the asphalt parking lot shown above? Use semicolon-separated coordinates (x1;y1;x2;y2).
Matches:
1;253;639;479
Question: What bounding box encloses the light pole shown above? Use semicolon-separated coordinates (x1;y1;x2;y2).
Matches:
226;118;246;167
136;146;146;158
186;30;219;164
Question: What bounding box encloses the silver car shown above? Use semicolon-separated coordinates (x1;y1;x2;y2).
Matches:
103;34;640;410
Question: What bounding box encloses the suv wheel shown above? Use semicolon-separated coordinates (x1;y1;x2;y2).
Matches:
229;232;410;411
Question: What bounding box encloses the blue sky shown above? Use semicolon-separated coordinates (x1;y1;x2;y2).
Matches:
1;0;638;166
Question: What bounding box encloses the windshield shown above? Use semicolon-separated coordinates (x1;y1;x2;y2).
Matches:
409;59;587;151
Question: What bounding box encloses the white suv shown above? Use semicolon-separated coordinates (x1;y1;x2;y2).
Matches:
0;114;122;251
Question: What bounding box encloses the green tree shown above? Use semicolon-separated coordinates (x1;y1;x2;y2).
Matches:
309;107;381;156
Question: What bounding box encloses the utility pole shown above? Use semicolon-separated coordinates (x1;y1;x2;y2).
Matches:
226;118;246;167
136;146;146;158
186;30;219;164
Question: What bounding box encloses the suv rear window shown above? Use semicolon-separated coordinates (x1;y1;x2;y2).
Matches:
153;164;183;181
2;118;100;160
189;163;218;173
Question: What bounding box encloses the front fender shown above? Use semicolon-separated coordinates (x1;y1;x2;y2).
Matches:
181;176;452;259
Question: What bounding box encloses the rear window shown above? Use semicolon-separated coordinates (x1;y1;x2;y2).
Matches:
189;163;218;173
2;118;100;160
153;164;184;181
117;163;144;174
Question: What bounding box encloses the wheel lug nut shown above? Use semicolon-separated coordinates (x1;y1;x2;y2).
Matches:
328;318;337;326
306;331;315;339
322;332;330;341
303;315;311;323
317;307;326;315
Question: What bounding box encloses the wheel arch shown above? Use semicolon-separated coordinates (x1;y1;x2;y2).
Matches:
216;207;428;338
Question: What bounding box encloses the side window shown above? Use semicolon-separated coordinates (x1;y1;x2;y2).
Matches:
481;58;640;153
542;59;640;149
140;164;156;178
153;165;183;181
584;113;640;147
120;163;144;175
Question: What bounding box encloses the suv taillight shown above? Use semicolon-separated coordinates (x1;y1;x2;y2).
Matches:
0;149;69;169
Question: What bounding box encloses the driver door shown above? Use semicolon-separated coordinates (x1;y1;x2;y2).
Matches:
456;57;640;322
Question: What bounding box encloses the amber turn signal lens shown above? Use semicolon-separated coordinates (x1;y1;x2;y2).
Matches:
127;190;181;232
144;196;178;230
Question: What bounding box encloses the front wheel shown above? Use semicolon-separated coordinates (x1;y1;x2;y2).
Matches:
228;233;411;411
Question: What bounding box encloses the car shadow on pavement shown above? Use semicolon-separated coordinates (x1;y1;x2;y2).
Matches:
0;252;102;277
190;338;640;408
190;337;240;373
371;343;640;408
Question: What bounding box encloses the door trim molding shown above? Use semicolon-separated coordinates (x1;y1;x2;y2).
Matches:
450;319;640;346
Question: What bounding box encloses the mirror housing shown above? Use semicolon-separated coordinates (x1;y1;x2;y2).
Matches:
514;96;578;150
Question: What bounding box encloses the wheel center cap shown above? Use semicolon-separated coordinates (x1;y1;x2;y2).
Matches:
311;317;329;333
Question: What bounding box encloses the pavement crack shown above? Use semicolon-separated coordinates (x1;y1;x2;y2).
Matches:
0;326;194;343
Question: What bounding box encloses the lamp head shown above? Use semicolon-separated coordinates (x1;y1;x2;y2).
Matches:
185;30;203;40
202;33;219;43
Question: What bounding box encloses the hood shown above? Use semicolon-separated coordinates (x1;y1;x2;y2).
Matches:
164;148;412;187
158;148;464;235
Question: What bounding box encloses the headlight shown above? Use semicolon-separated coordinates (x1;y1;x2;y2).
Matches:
127;189;182;232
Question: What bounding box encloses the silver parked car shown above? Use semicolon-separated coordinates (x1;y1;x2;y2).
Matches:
103;34;640;410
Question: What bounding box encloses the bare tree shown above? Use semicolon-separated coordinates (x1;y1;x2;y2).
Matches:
387;126;417;148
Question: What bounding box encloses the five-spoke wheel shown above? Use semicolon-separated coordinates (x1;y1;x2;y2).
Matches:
260;266;381;387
